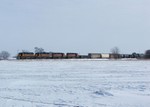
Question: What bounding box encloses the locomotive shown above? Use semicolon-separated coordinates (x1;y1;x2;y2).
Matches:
17;52;35;59
35;52;52;59
17;52;79;59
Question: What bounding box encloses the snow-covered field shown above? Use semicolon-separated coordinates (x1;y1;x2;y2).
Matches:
0;59;150;107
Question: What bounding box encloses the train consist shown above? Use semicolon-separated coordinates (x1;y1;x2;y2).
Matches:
16;52;142;59
17;52;79;59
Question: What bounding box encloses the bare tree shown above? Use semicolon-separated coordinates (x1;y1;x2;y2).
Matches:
0;51;10;60
111;47;120;59
34;47;44;53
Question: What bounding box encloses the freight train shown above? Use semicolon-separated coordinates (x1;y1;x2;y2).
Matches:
16;52;142;59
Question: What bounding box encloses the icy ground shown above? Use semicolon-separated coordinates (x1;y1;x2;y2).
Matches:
0;59;150;107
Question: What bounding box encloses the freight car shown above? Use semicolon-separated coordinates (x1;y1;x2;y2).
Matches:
88;53;102;59
66;53;79;59
17;52;35;59
52;53;65;59
88;53;110;59
109;54;120;59
79;55;89;59
101;53;110;59
35;52;52;59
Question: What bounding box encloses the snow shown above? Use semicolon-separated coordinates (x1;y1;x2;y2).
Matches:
0;59;150;107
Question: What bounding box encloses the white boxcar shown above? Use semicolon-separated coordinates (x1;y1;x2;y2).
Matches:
88;53;102;59
101;53;110;59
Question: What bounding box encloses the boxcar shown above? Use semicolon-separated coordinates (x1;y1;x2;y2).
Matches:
88;53;102;59
101;53;110;59
66;53;79;59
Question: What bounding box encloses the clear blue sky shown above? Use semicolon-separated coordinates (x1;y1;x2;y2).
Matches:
0;0;150;56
